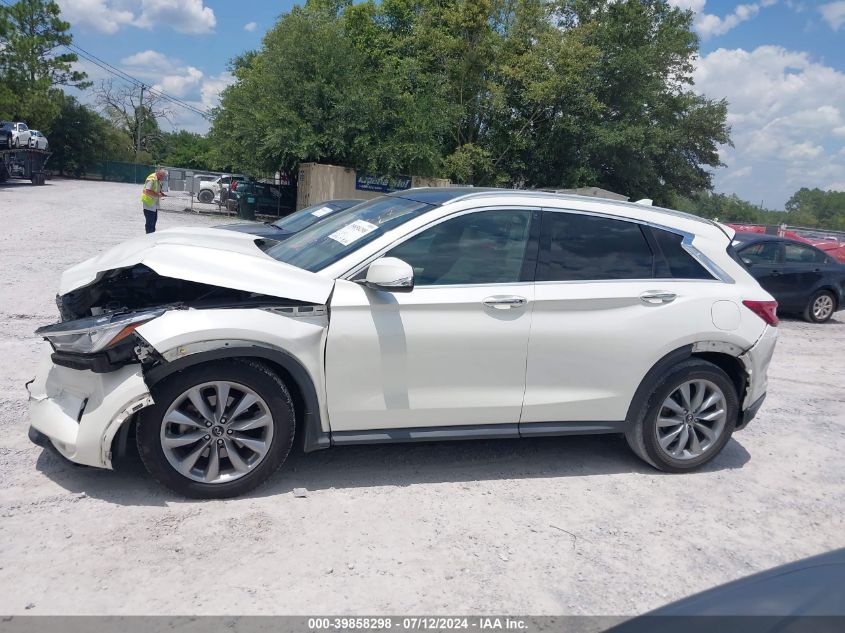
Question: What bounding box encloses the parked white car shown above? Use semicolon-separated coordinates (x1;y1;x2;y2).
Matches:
197;174;246;203
28;188;778;497
1;121;31;148
28;130;48;150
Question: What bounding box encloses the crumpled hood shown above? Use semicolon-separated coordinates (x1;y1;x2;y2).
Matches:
59;227;334;304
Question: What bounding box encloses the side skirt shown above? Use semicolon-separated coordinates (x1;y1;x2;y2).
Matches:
330;421;625;446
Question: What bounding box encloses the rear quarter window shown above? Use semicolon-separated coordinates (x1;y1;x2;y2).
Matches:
651;228;714;280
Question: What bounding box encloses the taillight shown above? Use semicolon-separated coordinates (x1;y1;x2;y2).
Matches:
742;300;779;326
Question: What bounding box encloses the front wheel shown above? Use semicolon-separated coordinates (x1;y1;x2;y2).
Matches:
197;189;214;203
625;359;738;472
136;359;295;498
804;290;836;323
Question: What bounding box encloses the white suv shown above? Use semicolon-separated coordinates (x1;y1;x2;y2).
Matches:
28;188;778;498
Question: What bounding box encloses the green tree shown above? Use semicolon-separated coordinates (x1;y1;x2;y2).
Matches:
155;130;214;170
210;0;730;202
785;188;845;230
46;94;133;176
0;0;89;127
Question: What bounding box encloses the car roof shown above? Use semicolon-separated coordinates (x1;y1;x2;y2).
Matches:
389;187;722;234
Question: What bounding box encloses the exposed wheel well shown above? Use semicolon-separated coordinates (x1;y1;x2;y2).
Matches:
626;345;750;426
691;351;747;404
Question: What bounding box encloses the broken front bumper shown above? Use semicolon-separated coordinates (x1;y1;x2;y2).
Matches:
27;343;153;468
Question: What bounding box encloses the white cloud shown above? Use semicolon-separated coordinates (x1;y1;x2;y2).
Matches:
668;0;777;39
244;21;258;32
56;0;215;34
694;45;845;206
819;1;845;30
199;72;235;110
134;0;216;34
56;0;134;34
154;66;204;98
120;50;172;72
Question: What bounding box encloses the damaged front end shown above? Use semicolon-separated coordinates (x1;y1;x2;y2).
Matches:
42;264;317;374
30;230;335;469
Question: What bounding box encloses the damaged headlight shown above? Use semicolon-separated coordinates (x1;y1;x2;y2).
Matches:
35;309;165;355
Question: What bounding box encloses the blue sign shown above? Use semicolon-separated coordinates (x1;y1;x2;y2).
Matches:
355;172;412;193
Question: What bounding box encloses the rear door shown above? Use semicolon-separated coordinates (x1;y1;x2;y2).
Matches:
521;210;730;428
777;242;827;309
737;241;786;303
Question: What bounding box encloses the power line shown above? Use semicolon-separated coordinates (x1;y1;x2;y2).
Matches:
65;43;211;118
1;0;211;119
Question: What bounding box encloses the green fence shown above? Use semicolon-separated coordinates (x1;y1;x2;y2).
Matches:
80;160;157;184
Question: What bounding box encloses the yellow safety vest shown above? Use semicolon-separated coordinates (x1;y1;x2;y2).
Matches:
141;173;160;208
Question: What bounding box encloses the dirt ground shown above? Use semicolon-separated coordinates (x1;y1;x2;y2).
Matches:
0;178;843;616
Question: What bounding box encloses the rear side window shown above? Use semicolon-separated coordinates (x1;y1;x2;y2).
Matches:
783;243;827;264
651;228;714;279
537;212;654;281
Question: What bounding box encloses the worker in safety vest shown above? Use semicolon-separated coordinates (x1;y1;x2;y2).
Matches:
141;168;167;233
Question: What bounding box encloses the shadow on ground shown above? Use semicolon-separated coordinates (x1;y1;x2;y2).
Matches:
35;432;751;507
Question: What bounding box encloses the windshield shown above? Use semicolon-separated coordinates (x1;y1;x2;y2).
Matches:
0;122;11;131
271;201;358;233
263;195;434;272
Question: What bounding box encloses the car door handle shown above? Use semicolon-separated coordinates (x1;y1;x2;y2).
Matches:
771;270;781;276
640;291;677;305
483;295;527;309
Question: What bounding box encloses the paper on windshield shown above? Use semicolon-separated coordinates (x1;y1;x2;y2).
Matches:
327;220;378;246
311;206;334;218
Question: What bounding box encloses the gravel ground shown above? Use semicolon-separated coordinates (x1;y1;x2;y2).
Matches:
0;179;843;616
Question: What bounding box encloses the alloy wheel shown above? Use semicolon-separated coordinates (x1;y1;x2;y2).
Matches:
655;379;727;460
160;381;274;484
813;294;834;321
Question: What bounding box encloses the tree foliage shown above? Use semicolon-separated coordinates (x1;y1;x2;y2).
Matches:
0;0;89;128
47;93;133;176
155;130;214;170
784;188;845;231
673;188;845;232
210;0;730;204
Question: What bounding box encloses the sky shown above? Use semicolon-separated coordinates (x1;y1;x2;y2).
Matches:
57;0;845;208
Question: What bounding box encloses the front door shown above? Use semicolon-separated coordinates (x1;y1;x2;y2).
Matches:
325;208;538;431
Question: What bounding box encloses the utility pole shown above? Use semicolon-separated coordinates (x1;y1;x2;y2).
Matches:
135;84;145;159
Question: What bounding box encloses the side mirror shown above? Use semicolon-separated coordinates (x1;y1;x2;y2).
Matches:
363;257;414;293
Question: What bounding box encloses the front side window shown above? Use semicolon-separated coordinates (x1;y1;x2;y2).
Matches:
783;243;826;264
264;195;433;272
538;212;654;281
385;210;532;285
739;242;780;265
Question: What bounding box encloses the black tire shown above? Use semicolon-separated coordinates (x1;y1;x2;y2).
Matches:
136;359;295;498
803;289;836;323
197;189;214;203
12;137;19;148
625;359;739;472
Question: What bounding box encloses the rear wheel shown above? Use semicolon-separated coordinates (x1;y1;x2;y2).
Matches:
804;290;835;323
136;359;295;498
625;359;738;472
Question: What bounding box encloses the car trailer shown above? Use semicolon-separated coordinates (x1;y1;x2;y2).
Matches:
0;148;51;185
